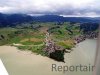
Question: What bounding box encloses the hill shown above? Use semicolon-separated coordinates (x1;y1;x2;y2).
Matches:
0;13;100;27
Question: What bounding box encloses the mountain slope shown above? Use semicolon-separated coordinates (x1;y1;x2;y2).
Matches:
0;13;100;27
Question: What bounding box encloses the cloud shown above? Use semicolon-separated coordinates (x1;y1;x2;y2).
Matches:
0;0;100;17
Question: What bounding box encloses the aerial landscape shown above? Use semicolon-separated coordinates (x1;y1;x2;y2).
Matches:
0;14;99;61
0;0;99;75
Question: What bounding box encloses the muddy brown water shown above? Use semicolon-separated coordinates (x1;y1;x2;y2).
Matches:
0;39;97;75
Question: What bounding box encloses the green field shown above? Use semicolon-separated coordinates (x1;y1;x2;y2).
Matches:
0;22;98;56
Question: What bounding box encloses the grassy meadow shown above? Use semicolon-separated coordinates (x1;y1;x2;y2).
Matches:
0;22;90;56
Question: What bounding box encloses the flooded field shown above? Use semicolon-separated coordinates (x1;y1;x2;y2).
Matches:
0;39;97;75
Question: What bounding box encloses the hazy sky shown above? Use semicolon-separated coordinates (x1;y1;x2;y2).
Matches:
0;0;99;17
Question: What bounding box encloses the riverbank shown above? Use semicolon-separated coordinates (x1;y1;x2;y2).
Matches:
0;39;97;75
0;46;64;75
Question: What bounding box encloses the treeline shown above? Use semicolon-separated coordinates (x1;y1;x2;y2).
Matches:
0;13;100;27
80;23;99;33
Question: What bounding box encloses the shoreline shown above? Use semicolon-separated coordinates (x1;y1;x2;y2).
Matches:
0;39;97;75
0;38;97;62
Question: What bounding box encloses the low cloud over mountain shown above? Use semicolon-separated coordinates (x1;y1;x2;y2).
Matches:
0;0;100;17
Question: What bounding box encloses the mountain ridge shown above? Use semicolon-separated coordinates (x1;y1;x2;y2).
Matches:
0;13;100;27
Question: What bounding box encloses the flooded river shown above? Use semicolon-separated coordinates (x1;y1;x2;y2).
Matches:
0;39;97;75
